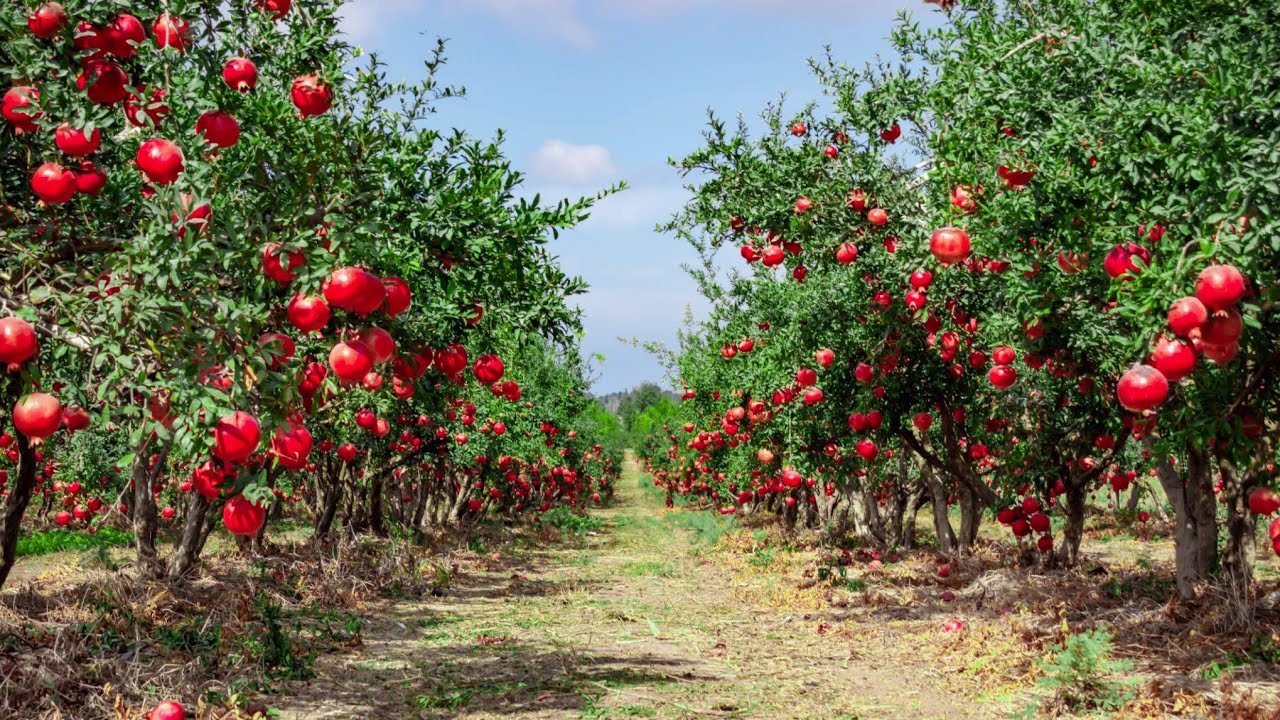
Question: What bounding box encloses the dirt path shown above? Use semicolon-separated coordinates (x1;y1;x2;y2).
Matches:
274;457;973;720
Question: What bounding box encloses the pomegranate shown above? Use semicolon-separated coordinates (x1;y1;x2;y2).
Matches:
287;295;330;332
988;364;1017;389
794;196;813;214
107;14;145;57
13;393;61;439
1149;337;1196;381
78;60;129;104
28;3;67;38
358;327;397;364
270;424;313;470
382;277;411;317
125;86;169;127
1201;307;1243;346
54;124;101;156
291;74;333;117
257;0;292;20
909;268;933;290
1116;365;1169;413
0;317;39;369
473;354;505;384
149;701;185;720
991;346;1016;366
1201;341;1239;365
880;124;901;142
2;87;41;132
930;227;971;265
222;495;266;537
262;243;304;285
31;163;76;205
835;242;858;265
855;439;878;461
136;139;184;184
223;57;259;92
75;161;108;197
259;332;295;369
913;412;932;432
867;208;888;226
151;14;189;51
1247;488;1280;516
324;267;383;312
195;110;240;148
1195;264;1245;310
1167;296;1208;337
329;340;374;383
336;443;357;462
213;411;260;463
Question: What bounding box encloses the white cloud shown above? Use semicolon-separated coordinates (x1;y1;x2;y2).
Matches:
531;140;618;185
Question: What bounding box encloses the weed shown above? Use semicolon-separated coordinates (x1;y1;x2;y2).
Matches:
1018;629;1135;717
16;527;133;557
541;506;605;534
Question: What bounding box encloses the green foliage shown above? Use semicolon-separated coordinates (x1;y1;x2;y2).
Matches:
1021;630;1136;717
16;527;133;558
539;506;604;535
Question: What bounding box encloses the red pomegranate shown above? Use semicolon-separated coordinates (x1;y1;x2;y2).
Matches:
2;87;41;132
291;74;333;117
55;124;101;156
473;354;505;384
1116;365;1169;413
287;295;330;332
256;0;292;20
262;243;303;284
329;340;374;383
988;364;1017;389
213;411;260;463
1167;296;1208;337
1201;307;1243;346
855;439;878;461
1195;264;1245;310
271;424;312;470
357;327;396;364
223;57;258;92
78;60;129;104
1202;341;1239;365
27;3;67;37
1149;337;1196;381
259;332;295;369
136;138;184;184
75;161;108;197
222;495;266;537
124;86;169;127
336;443;357;462
913;412;932;431
930;227;971;265
835;242;858;265
13;393;61;439
151;14;189;51
107;13;145;58
1247;488;1280;516
992;346;1016;366
149;701;185;720
382;277;411;317
323;267;383;312
867;208;888;226
0;317;39;369
31;163;77;204
195;110;240;148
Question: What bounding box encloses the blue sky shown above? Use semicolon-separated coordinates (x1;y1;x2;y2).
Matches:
339;0;935;394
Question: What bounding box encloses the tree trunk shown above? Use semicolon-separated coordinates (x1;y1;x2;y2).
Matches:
922;462;956;553
1217;455;1255;599
368;472;386;536
957;484;982;552
1055;480;1087;568
0;416;39;590
316;466;344;539
166;492;212;579
132;440;170;579
1155;444;1216;601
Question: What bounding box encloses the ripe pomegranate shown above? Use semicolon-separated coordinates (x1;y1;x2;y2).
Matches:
802;387;824;405
1116;365;1169;413
287;295;330;332
324;267;383;312
336;443;357;462
988;364;1016;389
930;227;971;265
13;393;61;439
55;124;101;156
909;268;933;290
879;124;901;143
1167;296;1208;337
913;412;932;432
136;138;184;184
1055;250;1087;274
1201;307;1243;346
855;439;878;461
950;184;977;213
790;121;806;136
75;161;108;196
382;277;411;317
330;340;374;383
0;317;39;369
473;354;505;384
2;87;41;132
991;346;1015;366
223;57;259;91
271;424;313;470
1202;341;1238;365
1195;264;1245;310
195;110;240;148
124;86;169;127
257;0;292;20
291;75;333;117
1246;488;1280;516
223;495;266;536
151;14;189;51
107;14;146;57
213;411;260;463
149;701;185;720
867;208;888;226
1149;337;1196;381
31;163;77;204
28;3;67;37
262;243;304;285
78;60;130;104
814;348;835;368
358;327;397;364
259;332;295;369
833;241;859;265
794;196;813;214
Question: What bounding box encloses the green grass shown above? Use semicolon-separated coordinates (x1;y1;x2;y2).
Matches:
620;561;675;577
540;506;605;534
16;527;133;557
